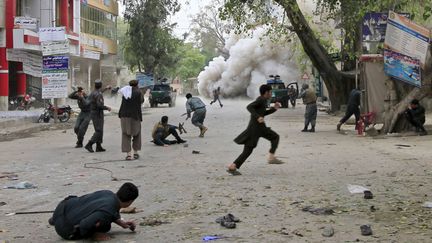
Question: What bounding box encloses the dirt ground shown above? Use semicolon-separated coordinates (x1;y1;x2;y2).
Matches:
1;97;432;243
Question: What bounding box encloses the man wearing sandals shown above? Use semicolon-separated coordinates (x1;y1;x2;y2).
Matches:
185;93;208;137
227;84;282;175
118;80;144;160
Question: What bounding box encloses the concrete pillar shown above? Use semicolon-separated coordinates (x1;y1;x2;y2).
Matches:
16;62;26;97
0;47;8;111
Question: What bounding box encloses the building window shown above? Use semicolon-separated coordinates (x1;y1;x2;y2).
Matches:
55;0;61;27
80;5;117;40
16;0;23;16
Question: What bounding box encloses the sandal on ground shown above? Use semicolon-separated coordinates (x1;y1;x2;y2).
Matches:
268;158;284;164
216;213;240;223
226;169;241;175
220;220;236;229
133;154;139;159
125;155;133;161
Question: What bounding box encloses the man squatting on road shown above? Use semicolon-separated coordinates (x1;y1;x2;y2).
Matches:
299;83;318;132
404;99;427;135
185;93;208;137
118;80;144;160
49;182;138;241
227;84;283;175
85;79;112;153
152;116;187;146
68;87;90;148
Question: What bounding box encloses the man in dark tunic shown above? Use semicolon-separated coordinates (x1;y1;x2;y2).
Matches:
227;84;282;175
337;88;361;131
152;116;187;146
49;182;138;241
68;87;91;148
85;79;111;153
118;80;144;160
405;99;427;135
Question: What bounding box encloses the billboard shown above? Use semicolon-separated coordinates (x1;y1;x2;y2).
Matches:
384;49;421;87
42;72;69;99
136;73;154;88
362;12;410;54
43;56;69;70
384;11;430;66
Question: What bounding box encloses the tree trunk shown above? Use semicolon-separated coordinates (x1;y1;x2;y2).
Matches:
276;0;355;111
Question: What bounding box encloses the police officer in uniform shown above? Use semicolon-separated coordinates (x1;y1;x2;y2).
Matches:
85;79;111;153
299;83;317;132
69;87;91;148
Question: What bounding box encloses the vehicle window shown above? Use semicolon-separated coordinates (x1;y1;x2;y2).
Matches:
153;85;170;91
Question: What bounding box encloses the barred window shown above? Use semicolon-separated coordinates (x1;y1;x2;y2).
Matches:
80;4;117;40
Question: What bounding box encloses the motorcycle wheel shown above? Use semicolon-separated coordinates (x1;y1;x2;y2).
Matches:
58;112;71;122
38;114;45;123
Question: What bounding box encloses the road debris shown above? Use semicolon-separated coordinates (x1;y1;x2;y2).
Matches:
302;206;334;215
364;190;374;199
216;213;240;229
321;226;334;237
360;225;373;236
347;184;370;194
3;181;36;189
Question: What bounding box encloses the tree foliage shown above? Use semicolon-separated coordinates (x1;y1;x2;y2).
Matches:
190;0;230;61
170;43;207;80
122;0;181;75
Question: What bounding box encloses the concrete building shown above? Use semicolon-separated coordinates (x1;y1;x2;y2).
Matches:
0;0;118;110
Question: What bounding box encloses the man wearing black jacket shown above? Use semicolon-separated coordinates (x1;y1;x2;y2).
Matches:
337;88;361;131
69;87;91;148
49;183;138;241
405;99;427;135
227;84;282;175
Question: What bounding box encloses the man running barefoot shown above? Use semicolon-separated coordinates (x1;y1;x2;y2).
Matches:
227;84;282;175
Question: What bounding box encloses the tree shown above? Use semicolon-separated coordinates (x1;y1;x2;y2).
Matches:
171;43;207;80
190;0;230;61
122;0;181;76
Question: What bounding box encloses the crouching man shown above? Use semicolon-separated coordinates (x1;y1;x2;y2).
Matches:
152;116;187;146
49;182;139;241
405;99;427;136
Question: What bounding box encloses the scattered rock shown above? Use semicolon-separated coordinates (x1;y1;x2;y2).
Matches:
364;190;374;199
192;150;200;154
302;206;335;215
0;202;6;207
140;218;169;226
322;226;334;237
360;225;373;236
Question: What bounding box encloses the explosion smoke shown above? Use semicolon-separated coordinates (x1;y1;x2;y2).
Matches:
198;28;299;98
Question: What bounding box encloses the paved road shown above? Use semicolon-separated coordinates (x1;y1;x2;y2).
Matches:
1;97;432;242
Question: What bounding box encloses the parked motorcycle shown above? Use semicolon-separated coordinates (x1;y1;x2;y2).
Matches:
9;96;35;110
38;102;72;123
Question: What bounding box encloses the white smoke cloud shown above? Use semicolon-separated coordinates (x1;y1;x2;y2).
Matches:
198;27;299;98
